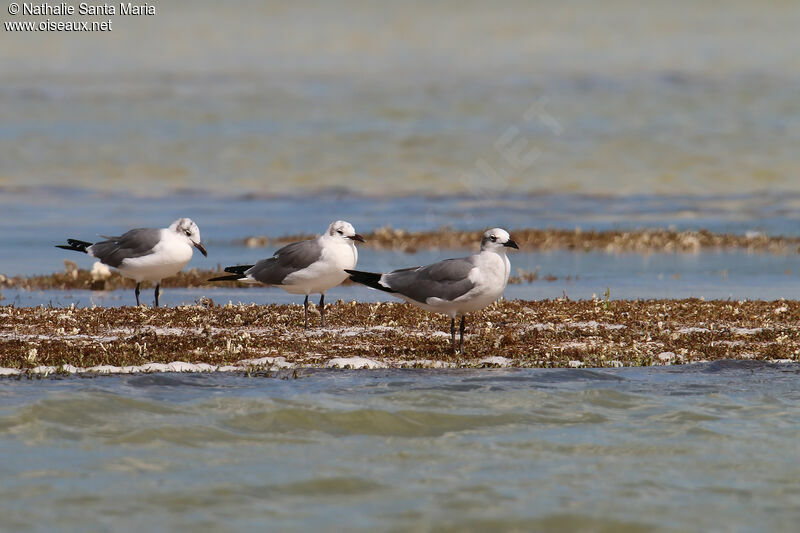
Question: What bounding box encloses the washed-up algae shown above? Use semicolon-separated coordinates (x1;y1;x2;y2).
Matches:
2;299;799;372
240;226;800;254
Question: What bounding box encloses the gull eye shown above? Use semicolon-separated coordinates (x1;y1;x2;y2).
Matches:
337;230;343;235
184;229;192;236
490;235;497;242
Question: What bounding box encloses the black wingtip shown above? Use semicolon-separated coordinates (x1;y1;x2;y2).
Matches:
208;264;254;282
224;265;254;275
56;239;93;253
345;269;395;293
208;274;244;282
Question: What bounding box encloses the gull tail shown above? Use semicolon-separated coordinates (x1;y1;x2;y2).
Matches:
345;269;396;293
208;265;254;282
55;239;93;254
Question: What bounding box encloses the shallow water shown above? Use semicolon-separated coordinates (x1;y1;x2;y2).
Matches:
4;189;800;307
5;245;800;307
1;362;799;532
5;188;800;278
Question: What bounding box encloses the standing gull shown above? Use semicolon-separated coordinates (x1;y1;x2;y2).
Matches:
57;218;207;307
210;220;365;328
346;228;518;354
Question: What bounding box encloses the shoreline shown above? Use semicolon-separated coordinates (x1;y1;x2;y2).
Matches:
2;299;799;375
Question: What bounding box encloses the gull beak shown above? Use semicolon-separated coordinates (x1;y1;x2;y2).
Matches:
503;239;519;249
349;234;366;243
194;242;208;257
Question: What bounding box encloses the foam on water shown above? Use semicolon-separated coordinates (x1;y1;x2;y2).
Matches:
0;356;294;377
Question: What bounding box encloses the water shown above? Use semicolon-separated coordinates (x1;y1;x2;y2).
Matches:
1;362;799;532
3;1;800;303
2;1;799;197
5;246;800;308
4;189;800;307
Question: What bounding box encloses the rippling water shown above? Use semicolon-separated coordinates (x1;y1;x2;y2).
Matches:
1;362;799;531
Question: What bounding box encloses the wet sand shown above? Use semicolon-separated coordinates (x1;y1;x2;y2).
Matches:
2;299;798;374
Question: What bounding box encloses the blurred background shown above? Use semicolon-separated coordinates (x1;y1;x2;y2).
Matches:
2;0;800;302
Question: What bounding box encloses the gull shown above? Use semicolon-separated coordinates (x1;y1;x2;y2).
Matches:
346;228;518;354
56;218;207;307
210;220;365;328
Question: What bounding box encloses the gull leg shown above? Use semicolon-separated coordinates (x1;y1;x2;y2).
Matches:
303;295;309;329
319;293;326;328
450;318;456;354
459;315;466;355
154;283;160;308
135;283;141;306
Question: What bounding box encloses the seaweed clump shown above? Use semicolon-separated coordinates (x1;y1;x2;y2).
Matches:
1;299;799;371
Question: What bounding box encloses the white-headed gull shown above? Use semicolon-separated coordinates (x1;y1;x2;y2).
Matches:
57;218;207;306
346;228;518;353
210;220;364;328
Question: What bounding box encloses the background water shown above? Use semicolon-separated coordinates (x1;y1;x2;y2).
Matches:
5;246;800;308
2;0;800;197
3;1;800;306
4;189;800;306
1;363;799;532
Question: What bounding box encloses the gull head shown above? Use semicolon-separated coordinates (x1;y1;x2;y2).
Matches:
170;218;207;257
327;220;365;243
480;228;518;252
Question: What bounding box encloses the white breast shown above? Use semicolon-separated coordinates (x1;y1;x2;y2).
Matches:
281;238;358;295
450;252;509;312
409;251;510;318
116;230;194;283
